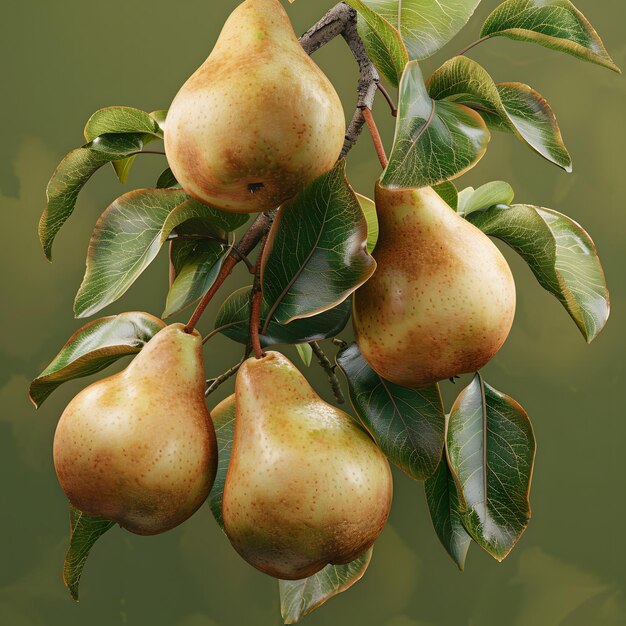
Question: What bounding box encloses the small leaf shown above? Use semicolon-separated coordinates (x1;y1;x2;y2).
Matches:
156;167;179;189
29;312;165;407
480;0;620;73
296;343;313;367
336;343;445;481
214;288;352;347
468;204;609;342
39;134;146;260
447;374;536;561
279;549;373;624
261;161;375;325
381;61;490;189
457;181;515;216
433;181;459;209
150;109;168;133
356;193;379;253
64;503;115;601
425;452;472;570
83;106;162;142
346;0;409;86
358;0;481;60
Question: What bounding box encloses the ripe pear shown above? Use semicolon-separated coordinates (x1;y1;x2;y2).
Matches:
353;184;516;387
53;324;217;535
223;351;392;580
164;0;346;213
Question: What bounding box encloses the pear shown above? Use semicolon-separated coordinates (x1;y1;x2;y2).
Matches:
353;184;516;387
164;0;346;213
223;351;392;580
53;324;217;535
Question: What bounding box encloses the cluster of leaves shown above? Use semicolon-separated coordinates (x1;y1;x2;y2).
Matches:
32;0;617;622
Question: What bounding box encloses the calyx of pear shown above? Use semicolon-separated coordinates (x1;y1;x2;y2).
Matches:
222;351;392;580
353;183;516;387
164;0;346;214
53;324;217;535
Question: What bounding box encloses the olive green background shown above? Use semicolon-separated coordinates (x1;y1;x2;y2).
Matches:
1;1;624;624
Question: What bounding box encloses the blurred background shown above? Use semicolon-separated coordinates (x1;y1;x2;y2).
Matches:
1;1;624;625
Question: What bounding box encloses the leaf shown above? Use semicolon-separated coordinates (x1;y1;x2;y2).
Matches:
358;0;481;60
29;312;165;408
261;161;375;325
457;180;515;216
208;395;373;622
64;503;115;601
345;0;408;86
480;0;620;73
447;374;536;561
156;167;179;189
356;193;379;253
214;288;352;347
381;61;490;189
425;452;472;570
279;549;373;624
336;343;445;481
83;106;163;141
39;134;146;260
427;56;572;171
433;181;459;209
296;343;313;367
468;204;609;342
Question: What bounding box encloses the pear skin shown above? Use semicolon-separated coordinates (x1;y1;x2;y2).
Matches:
164;0;346;213
223;351;392;580
53;324;217;535
353;184;516;387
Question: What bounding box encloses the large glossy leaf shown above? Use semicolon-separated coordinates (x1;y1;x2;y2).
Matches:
359;0;481;60
457;180;515;216
64;503;115;601
336;343;445;481
345;0;408;86
208;395;373;623
425;453;472;571
83;106;163;141
39;134;146;260
427;56;571;171
214;288;352;347
381;62;490;189
29;312;165;408
468;204;609;342
480;0;620;73
447;374;535;561
261;161;375;325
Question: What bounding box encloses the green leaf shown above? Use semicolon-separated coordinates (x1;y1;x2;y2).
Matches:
359;0;481;60
346;0;408;86
427;57;572;171
457;180;515;216
296;343;314;367
214;288;352;347
480;0;620;73
150;109;168;133
39;134;146;260
447;374;536;561
156;167;179;189
425;452;472;571
64;503;115;601
336;343;445;481
279;549;373;624
83;106;162;141
433;181;459;209
29;312;165;408
261;161;376;325
381;61;490;189
468;204;609;342
356;193;379;253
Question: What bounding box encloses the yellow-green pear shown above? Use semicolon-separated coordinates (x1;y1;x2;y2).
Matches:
164;0;346;213
223;351;392;580
53;324;217;535
353;184;516;387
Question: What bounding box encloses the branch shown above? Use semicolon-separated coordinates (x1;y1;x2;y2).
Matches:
205;351;249;398
310;341;345;405
248;237;267;360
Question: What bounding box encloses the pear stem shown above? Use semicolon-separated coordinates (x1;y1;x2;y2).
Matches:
249;237;267;360
310;341;345;405
362;107;388;169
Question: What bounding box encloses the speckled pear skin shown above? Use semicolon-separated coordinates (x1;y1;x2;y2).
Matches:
164;0;346;214
353;184;516;387
53;324;217;535
223;351;392;580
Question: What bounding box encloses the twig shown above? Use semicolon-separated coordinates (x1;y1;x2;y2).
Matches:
310;341;345;404
248;237;267;360
332;337;348;350
456;35;492;57
205;351;249;397
362;107;388;169
377;83;398;117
